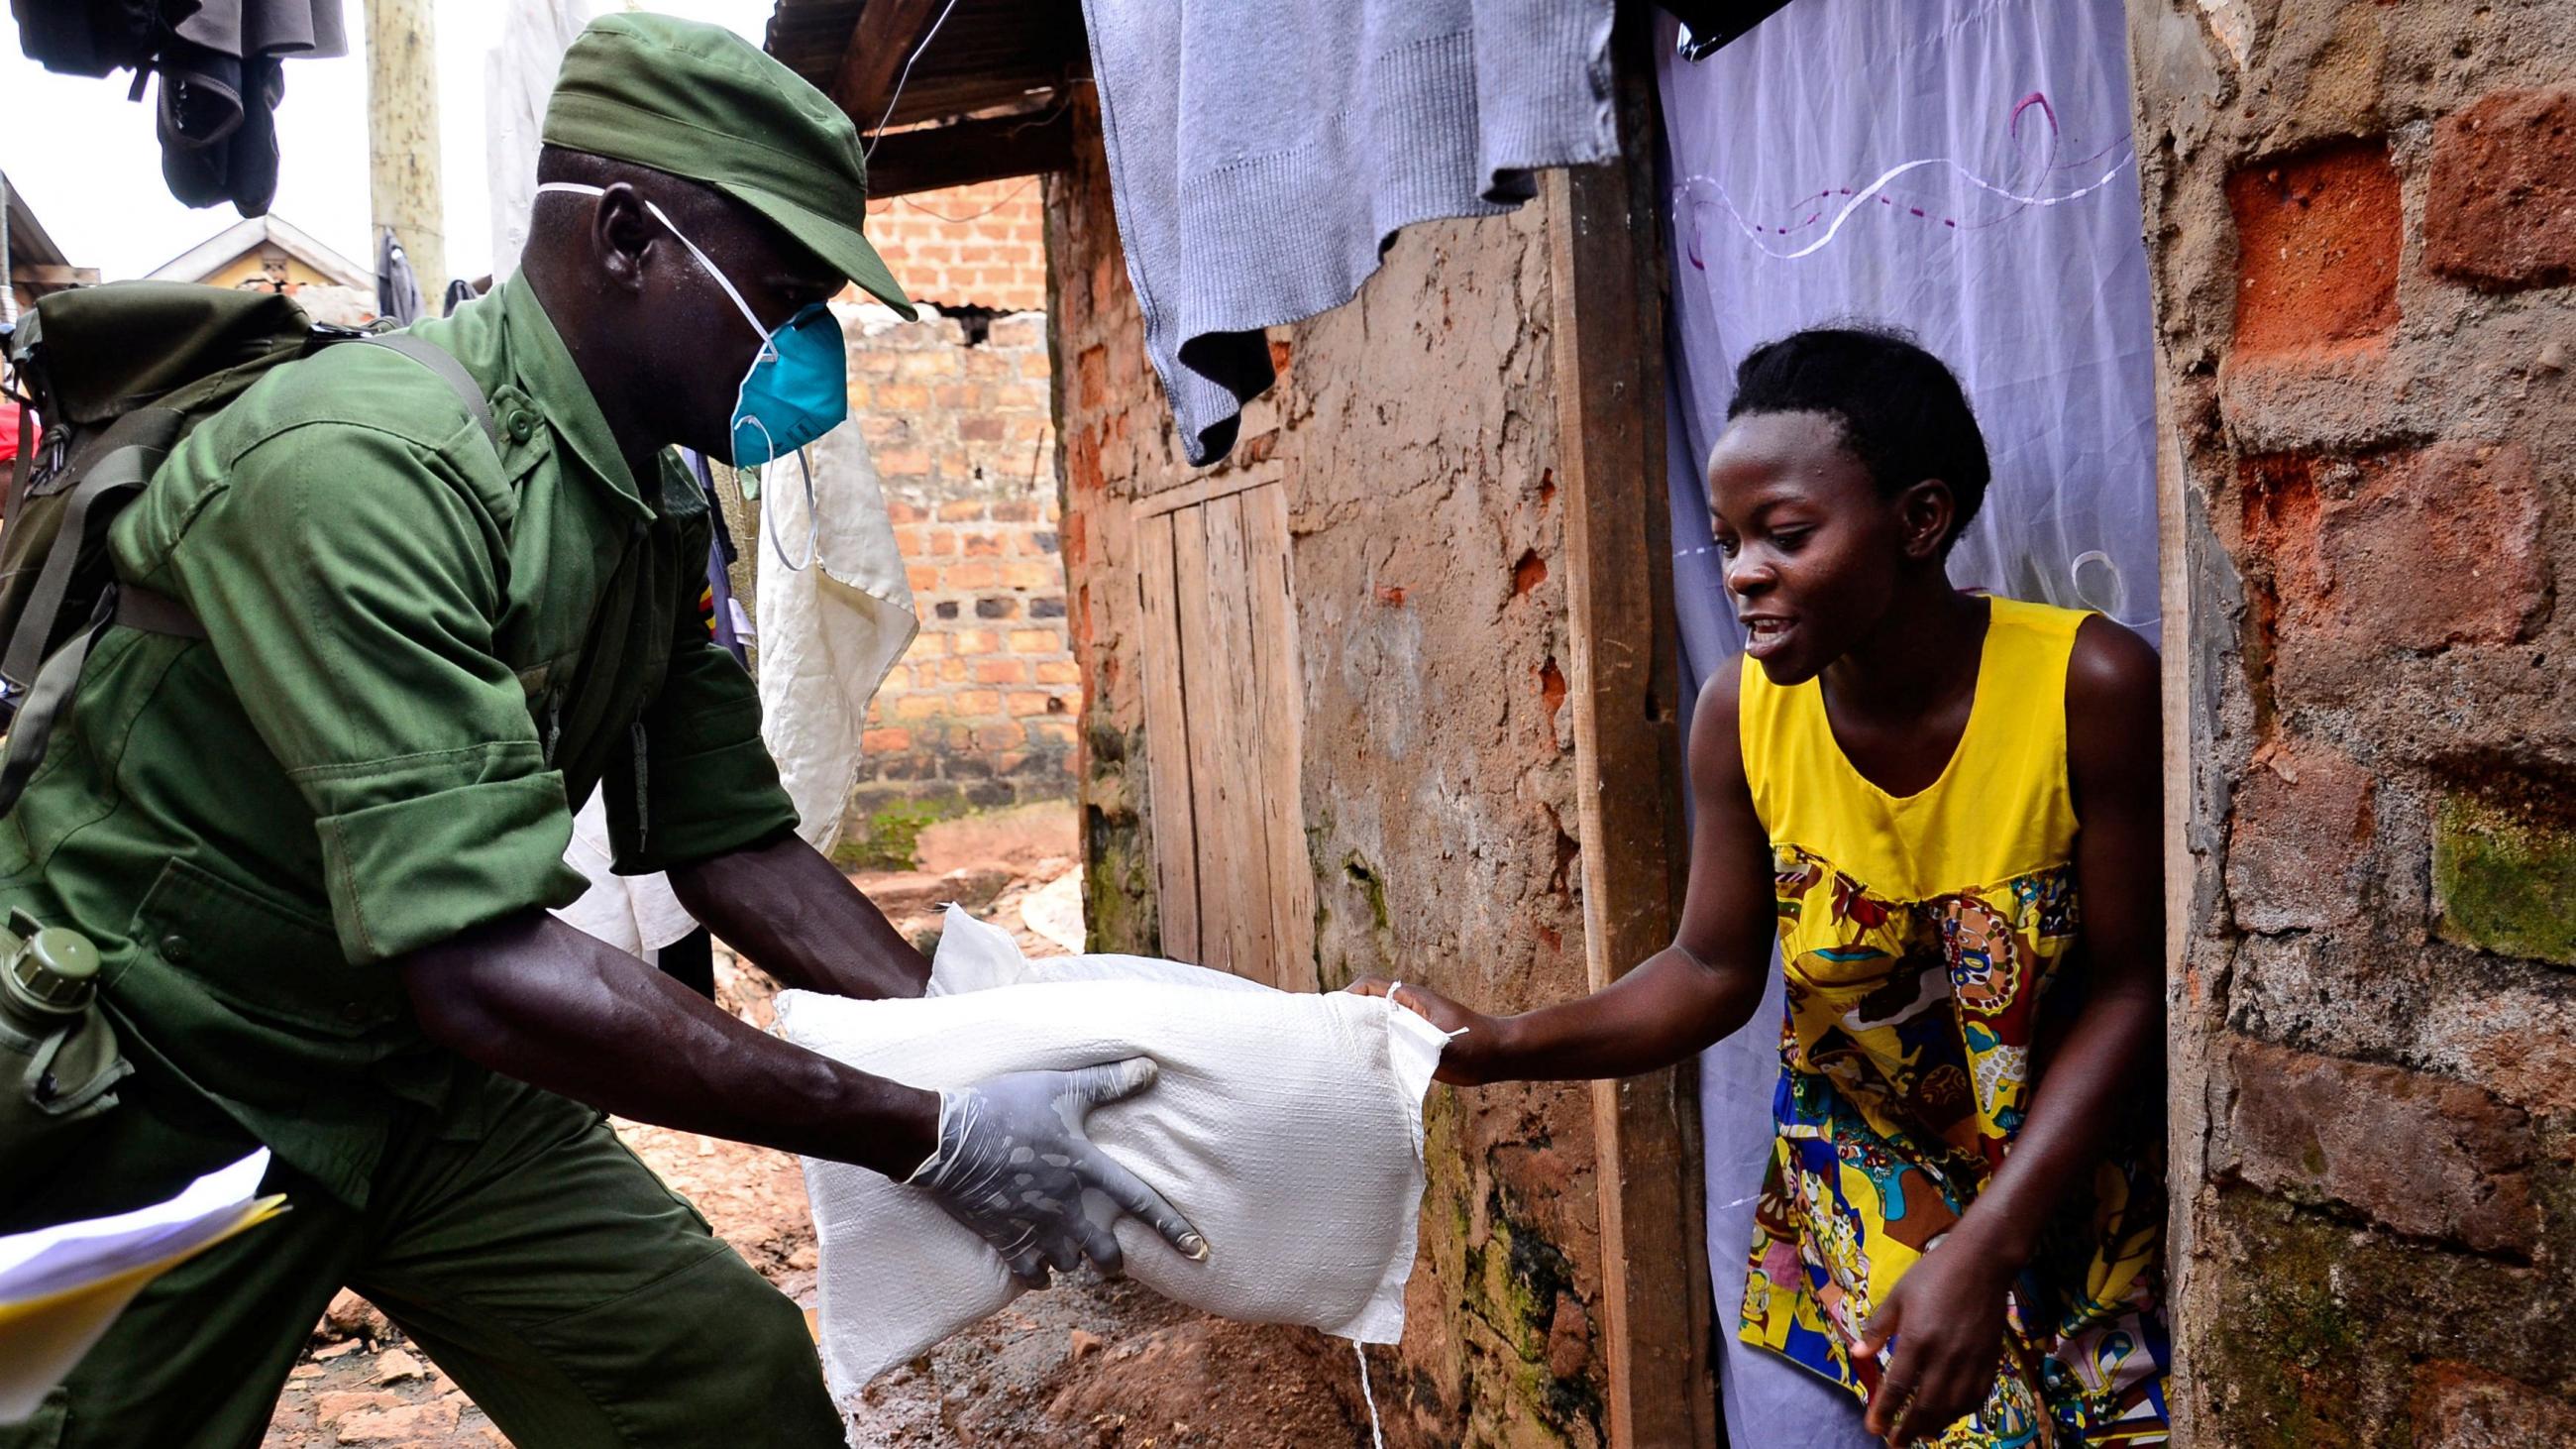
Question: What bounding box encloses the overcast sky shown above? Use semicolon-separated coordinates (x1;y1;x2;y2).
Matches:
1;2;773;283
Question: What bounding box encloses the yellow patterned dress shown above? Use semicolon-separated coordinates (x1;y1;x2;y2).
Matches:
1735;597;2168;1447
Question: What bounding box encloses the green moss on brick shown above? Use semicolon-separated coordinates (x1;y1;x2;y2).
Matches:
2434;789;2576;966
832;796;969;872
2198;1194;2382;1449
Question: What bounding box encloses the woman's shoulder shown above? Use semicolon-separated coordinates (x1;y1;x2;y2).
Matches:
2063;611;2160;724
1985;593;2094;640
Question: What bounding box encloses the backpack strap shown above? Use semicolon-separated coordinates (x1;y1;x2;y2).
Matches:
0;592;113;814
6;422;32;525
359;334;502;455
0;410;183;693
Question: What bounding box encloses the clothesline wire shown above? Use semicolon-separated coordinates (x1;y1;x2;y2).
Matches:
897;177;1037;224
863;0;968;163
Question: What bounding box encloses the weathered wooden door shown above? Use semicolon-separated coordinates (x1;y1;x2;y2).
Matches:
1132;479;1316;989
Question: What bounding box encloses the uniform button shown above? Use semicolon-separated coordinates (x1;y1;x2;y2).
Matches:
506;409;538;442
341;1002;373;1024
160;933;190;962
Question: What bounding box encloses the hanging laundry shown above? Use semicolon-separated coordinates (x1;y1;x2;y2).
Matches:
12;1;347;218
1077;0;1618;465
375;229;420;325
753;377;917;856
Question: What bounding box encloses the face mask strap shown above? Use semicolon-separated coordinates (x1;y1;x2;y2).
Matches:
760;440;821;573
535;181;768;341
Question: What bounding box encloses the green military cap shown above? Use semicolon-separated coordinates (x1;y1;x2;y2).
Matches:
542;12;916;319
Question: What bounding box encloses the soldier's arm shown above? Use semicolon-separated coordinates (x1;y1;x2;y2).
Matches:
668;830;930;1000
400;908;938;1177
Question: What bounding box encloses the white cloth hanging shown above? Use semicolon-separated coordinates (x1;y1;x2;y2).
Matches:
752;351;918;856
553;791;698;957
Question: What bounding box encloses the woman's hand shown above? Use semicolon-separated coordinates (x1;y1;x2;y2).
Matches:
1344;978;1514;1085
1854;1231;2017;1446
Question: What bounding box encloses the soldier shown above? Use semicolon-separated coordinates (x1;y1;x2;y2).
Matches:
0;17;1199;1447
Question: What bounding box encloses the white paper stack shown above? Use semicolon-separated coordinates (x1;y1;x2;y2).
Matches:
0;1150;285;1422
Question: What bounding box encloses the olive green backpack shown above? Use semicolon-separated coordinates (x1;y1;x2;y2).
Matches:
0;281;498;816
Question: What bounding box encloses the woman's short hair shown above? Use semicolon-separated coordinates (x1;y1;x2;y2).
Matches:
1725;326;1991;547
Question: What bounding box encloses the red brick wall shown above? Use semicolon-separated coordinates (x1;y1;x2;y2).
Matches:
863;179;1048;312
2132;0;2576;1440
839;182;1071;819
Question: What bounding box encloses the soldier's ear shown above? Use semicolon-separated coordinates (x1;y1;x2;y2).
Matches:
591;183;656;295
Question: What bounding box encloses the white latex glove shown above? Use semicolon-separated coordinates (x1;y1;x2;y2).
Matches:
909;1058;1209;1286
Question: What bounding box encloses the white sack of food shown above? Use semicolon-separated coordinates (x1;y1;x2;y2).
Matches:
777;905;1448;1395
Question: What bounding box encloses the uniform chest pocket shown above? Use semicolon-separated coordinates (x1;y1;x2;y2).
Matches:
128;858;402;1038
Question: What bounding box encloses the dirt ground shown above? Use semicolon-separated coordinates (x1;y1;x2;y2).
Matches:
259;806;1376;1448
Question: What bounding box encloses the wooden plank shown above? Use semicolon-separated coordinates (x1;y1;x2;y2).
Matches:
863;105;1074;200
1199;492;1277;984
1133;467;1278;521
1543;9;1717;1445
830;0;946;131
1241;484;1317;991
1135;512;1201;963
1170;505;1245;974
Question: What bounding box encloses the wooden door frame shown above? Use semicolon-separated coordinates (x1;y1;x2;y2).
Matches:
1544;8;1722;1446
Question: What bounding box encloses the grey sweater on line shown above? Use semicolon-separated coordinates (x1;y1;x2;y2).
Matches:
1079;0;1621;466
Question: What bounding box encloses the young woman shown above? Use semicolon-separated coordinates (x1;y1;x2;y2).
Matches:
1354;328;2169;1447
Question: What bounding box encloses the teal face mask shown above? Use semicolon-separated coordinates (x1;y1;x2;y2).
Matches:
537;182;848;469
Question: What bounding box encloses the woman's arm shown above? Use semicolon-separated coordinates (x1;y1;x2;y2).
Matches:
1860;615;2167;1445
1352;667;1778;1084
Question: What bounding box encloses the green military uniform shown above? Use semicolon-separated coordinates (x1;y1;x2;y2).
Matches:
0;15;913;1448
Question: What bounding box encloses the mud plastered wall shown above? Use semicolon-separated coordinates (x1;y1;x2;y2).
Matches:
2128;1;2576;1442
1045;91;1610;1446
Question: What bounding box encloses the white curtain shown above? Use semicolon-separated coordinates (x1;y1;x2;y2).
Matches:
485;0;594;283
1656;2;2159;1442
